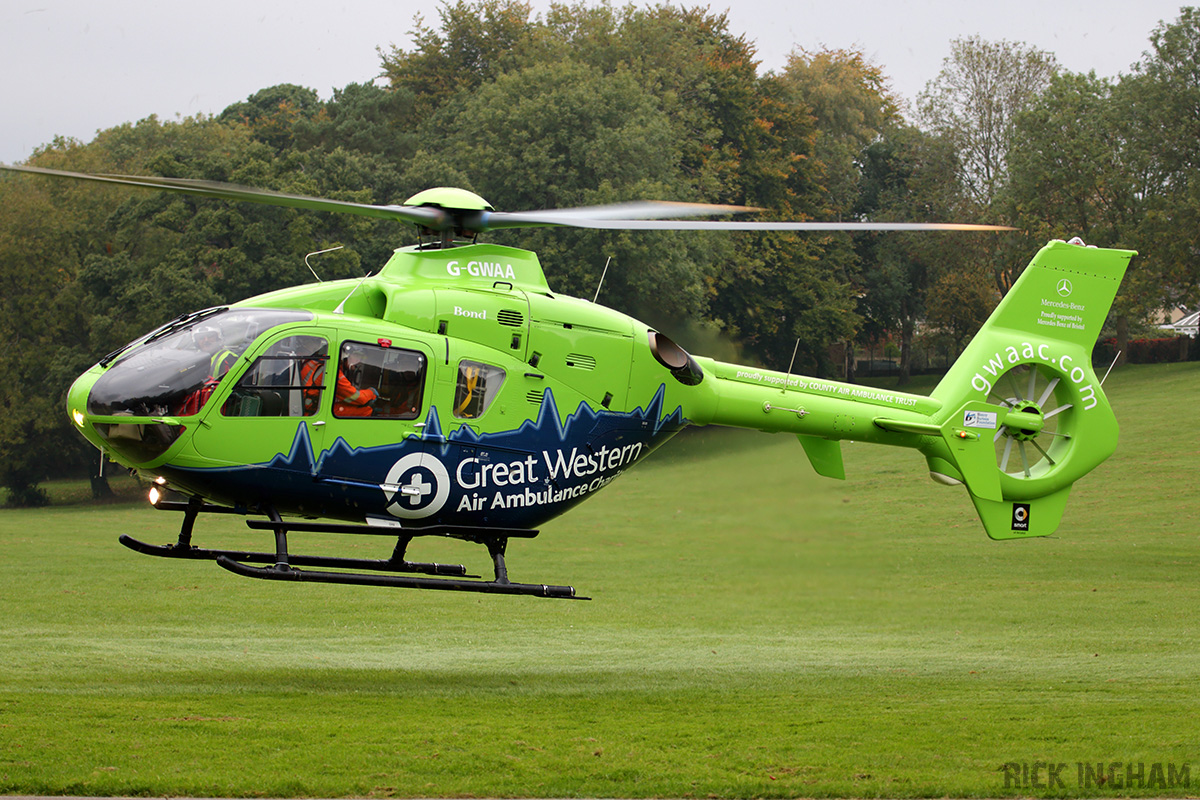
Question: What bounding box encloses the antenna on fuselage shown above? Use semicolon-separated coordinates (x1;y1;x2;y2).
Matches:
784;337;801;393
592;257;612;303
304;245;344;283
1100;350;1123;386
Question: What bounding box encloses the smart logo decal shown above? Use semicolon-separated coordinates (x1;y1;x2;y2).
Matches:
1011;503;1031;531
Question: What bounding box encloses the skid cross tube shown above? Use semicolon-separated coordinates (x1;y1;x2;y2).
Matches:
242;518;540;539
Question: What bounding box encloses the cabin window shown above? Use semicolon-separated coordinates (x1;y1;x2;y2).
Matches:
334;341;426;420
453;360;506;419
222;335;328;418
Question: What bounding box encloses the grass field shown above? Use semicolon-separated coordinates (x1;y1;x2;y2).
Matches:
1;362;1197;798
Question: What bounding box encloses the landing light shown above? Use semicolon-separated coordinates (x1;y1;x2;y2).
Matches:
149;486;162;506
71;409;85;427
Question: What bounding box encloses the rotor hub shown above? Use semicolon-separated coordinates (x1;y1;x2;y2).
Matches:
1004;402;1045;441
402;187;494;212
989;362;1076;481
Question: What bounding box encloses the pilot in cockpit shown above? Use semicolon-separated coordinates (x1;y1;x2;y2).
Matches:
193;325;239;380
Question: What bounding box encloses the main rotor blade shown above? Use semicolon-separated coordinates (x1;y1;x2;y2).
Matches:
0;164;450;228
503;219;1017;231
480;200;760;229
2;163;1015;233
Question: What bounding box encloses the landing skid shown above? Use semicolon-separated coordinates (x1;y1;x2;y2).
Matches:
215;556;578;598
121;497;587;599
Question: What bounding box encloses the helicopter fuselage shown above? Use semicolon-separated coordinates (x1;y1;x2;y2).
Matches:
67;241;956;533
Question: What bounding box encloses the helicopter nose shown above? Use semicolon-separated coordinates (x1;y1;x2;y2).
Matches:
66;367;189;467
66;370;104;449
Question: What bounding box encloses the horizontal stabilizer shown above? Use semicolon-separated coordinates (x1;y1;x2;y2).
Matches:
797;435;845;480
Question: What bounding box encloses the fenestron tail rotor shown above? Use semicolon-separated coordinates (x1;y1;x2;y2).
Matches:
988;362;1077;481
0;164;1014;234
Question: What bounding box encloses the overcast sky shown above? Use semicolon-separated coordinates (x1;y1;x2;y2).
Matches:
0;0;1188;164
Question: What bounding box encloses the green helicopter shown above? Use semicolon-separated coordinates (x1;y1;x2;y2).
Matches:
2;164;1135;599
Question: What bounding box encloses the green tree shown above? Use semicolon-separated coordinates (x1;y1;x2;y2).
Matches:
855;124;981;384
780;48;899;217
1126;7;1200;317
381;1;891;371
380;0;534;117
918;36;1058;208
554;6;856;370
0;162;104;503
401;58;717;319
1006;9;1200;360
219;84;322;152
775;48;900;376
923;266;998;354
1006;70;1160;359
293;82;419;164
382;1;861;369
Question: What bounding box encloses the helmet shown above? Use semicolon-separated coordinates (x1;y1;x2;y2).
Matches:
193;326;222;348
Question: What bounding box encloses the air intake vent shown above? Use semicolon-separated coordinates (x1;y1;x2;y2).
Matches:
497;309;524;327
565;353;596;370
525;390;544;405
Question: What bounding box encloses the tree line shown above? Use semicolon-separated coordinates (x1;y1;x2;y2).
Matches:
1;1;1197;505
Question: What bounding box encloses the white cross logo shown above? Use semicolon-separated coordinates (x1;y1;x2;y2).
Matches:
384;453;450;519
401;472;433;506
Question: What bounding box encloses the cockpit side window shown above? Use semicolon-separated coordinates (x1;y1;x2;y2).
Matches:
453;361;506;419
222;335;328;418
333;341;426;420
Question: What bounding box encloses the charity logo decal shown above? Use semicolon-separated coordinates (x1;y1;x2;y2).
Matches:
964;410;998;429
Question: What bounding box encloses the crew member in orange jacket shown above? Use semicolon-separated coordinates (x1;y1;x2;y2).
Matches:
334;350;377;417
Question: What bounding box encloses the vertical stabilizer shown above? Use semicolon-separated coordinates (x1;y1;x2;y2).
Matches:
927;240;1135;539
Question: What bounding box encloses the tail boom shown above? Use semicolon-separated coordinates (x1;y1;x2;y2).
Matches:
692;239;1134;541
